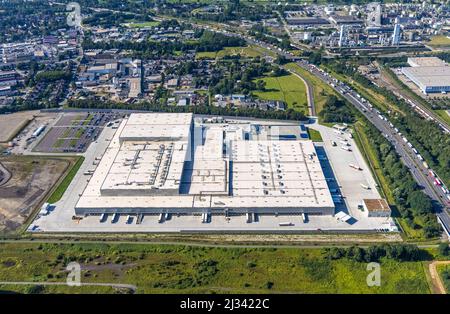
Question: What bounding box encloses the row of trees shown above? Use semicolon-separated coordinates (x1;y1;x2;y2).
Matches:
67;98;307;121
322;244;428;263
361;120;441;238
249;25;291;50
195;30;246;52
34;71;72;85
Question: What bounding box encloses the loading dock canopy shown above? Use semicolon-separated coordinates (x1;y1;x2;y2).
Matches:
335;211;352;222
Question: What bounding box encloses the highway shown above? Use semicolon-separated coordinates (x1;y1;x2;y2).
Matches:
292;59;450;236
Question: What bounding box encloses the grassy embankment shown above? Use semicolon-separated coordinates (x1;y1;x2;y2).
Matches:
284;63;338;115
46;156;85;204
381;66;450;128
438;264;450;293
321;64;403;116
307;127;323;142
0;243;432;294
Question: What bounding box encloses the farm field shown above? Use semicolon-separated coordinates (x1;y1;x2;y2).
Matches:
252;74;308;114
0;243;431;294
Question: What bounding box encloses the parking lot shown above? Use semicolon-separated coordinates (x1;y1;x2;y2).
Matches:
33;112;122;153
310;122;385;221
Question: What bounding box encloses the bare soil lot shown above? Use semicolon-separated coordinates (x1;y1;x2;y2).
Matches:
0;111;38;143
0;156;71;234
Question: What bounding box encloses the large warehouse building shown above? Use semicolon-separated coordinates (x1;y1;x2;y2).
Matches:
402;57;450;94
75;113;335;216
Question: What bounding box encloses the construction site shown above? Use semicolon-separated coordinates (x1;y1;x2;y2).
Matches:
0;156;70;233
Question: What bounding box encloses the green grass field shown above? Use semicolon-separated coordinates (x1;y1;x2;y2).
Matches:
195;46;267;59
126;21;160;28
435;110;450;126
438;264;450;293
0;243;431;294
46;157;85;204
284;63;336;114
252;74;308;114
428;36;450;48
307;128;323;142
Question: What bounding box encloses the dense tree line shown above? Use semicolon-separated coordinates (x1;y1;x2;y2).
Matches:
195;30;246;52
34;71;73;85
322;244;429;263
67;98;307;121
248;25;291;50
83;11;153;28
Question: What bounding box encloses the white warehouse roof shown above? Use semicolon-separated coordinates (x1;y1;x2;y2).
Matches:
75;113;335;215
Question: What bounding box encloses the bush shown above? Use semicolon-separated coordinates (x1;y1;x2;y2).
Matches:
438;242;450;257
25;285;45;294
265;281;274;289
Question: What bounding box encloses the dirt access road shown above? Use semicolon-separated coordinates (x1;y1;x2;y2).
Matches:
429;261;450;294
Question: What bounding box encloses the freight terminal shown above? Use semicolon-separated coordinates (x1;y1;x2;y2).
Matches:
74;113;336;217
401;57;450;94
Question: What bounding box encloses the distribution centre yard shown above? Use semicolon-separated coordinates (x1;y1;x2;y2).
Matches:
0;243;432;294
252;74;308;114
